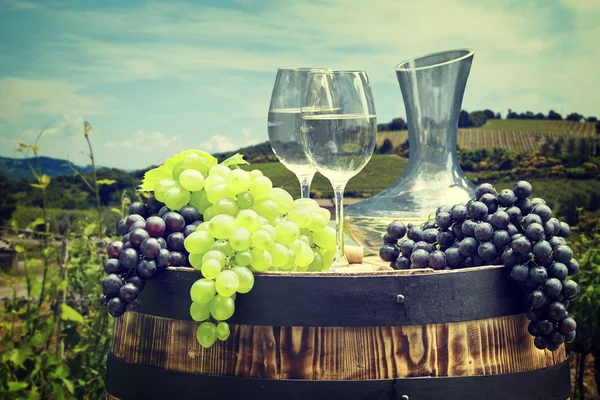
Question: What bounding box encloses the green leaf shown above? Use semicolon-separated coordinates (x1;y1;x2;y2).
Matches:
83;223;97;237
27;217;45;230
110;207;122;216
221;153;249;167
60;304;84;324
14;244;24;253
51;383;65;400
9;344;32;368
30;183;47;190
29;333;46;346
57;280;68;291
62;378;74;394
7;381;28;392
96;178;117;185
40;174;51;185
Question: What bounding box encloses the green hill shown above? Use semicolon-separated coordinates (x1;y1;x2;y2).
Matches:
0;155;95;180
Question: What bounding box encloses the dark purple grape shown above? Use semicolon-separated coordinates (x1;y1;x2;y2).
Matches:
119;283;139;302
492;230;511;249
129;202;149;219
505;206;522;226
543;278;563;298
169;251;187;267
549;217;561;233
513;181;532;199
474;222;493;242
156;249;171;268
146;196;164;215
468;201;488;221
565;331;576;343
129;228;150;249
528;289;547;308
560;318;576;334
379;245;400;262
515;198;532;215
475;183;495;199
423;221;437;230
510;264;529;281
192;220;203;227
444;247;464;268
158;206;169;218
533;336;548;350
536;253;554;267
532;204;552;223
117;218;129;236
107;297;126;318
549;236;566;248
532;240;552;260
119;248;139;270
180;205;200;224
126;275;146;292
511;236;532;255
387;221;407;240
464;256;475;267
167;232;185;251
136;259;157;279
399;239;415;257
164;211;186;233
490;210;510;230
525;223;545;242
553;245;573;263
538;320;554;336
145;216;166;238
477;242;497;261
548;331;565;346
157;237;167;249
506;223;519;236
548;262;568;280
101;295;109;307
122;233;130;244
522;214;542;229
128;219;146;232
526;308;543;322
126;298;141;311
436;205;451;216
502;248;520;268
140;238;161;259
422;229;438;244
562;280;578;297
395;256;411;270
529;267;548;285
104;259;122;274
497;189;516;207
530;197;546;206
413;241;434;253
383;234;398;245
436;230;455;247
124;242;133;249
459;237;478;256
527;321;539;336
558;222;570;238
566;259;580;276
544;221;555;238
452;223;464;240
428;250;446;270
107;241;125;259
479;193;498;214
126;214;145;230
436;212;452;230
407;226;424;242
461;219;477;237
547;301;567;321
450;204;468;223
102;274;123;297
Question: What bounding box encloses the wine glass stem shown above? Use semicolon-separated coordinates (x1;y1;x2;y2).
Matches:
333;182;347;265
298;173;315;199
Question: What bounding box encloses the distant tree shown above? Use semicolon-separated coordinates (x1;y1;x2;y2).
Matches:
535;112;545;120
587;116;597;122
596;121;600;135
507;109;519;119
378;139;393;154
495;112;501;119
540;137;553;156
468;111;488;127
0;173;17;227
566;113;584;122
389;118;407;131
483;109;495;119
548;110;562;120
377;123;390;132
458;110;471;127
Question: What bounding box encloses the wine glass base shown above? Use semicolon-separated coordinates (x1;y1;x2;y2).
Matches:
332;255;349;268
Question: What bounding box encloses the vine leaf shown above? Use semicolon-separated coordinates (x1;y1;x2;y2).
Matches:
60;304;84;324
221;153;249;167
96;179;116;185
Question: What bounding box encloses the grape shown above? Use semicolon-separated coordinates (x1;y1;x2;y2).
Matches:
119;283;139;302
531;204;552;223
156;249;172;268
553;244;573;263
169;251;187;267
532;240;552;260
237;192;254;209
137;259;157;279
181;154;210;175
145;216;166;238
212;240;233;256
154;179;179;202
140;238;161;259
436;212;452;230
407;226;424;241
445;247;464;267
119;248;139;270
525;223;545;242
394;256;411;270
413;241;434;253
206;214;235;240
107;297;126;318
379;245;399;262
419;229;435;244
529;266;548;285
511;236;532;255
103;274;123;297
252;198;279;222
513;181;532;199
235;251;252;267
217;321;230;341
527;322;539;336
250;248;272;271
208;164;230;177
126;298;141;311
565;331;576;344
410;249;429;268
436;205;451;215
129;228;150;249
249;169;263;180
104;259;122;274
458;237;477;257
543;278;563;298
232;266;254;293
288;206;312;228
184;224;197;237
538;320;554;336
490;211;510;230
292;240;315;267
468;201;488;221
474;222;493;242
312;226;336;251
479;193;498;214
516;198;533;215
158;206;169;218
179;169;205;192
164;186;190;211
204;174;226;192
249;176;273;199
562;280;578;298
177;206;199;225
196;322;218;348
107;241;125;259
236;209;261;233
384;221;406;240
560;317;576;334
190;301;210;322
206;184;236;204
156;237;167;249
491;230;511;249
543;221;555;238
189;190;211;213
548;262;568;280
450;204;468;223
558;222;571;238
163;212;185;233
210;295;235;320
189;253;203;269
399;239;415;257
477;242;497;261
126;214;145;230
275;221;301;246
215;270;240;297
547;301;567;321
167;232;185;251
211;198;238;216
566;259;580;276
548;331;565;347
307;212;328;232
475;183;495;199
250;229;272;249
117;218;128;236
269;188;294;214
268;243;290;267
436;230;455;247
146;196;164;215
533;336;548;350
528;290;547;308
126;275;146;292
428;250;446;270
461;220;477;237
224;169;250;194
307;251;324;272
190;279;216;303
201;259;223;280
510;265;529;282
497;189;516;207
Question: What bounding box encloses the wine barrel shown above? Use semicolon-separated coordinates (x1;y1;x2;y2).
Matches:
105;264;571;400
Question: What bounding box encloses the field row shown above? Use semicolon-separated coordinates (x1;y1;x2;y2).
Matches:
480;119;596;134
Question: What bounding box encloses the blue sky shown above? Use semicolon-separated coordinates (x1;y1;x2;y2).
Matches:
0;0;598;170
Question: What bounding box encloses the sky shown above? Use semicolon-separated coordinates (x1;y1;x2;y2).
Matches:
0;0;599;170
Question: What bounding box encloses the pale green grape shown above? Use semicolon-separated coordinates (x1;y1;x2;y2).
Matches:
268;243;290;267
212;240;233;256
202;250;227;267
216;321;230;341
236;192;254;209
206;184;236;204
209;164;232;177
252;198;279;222
275;221;300;246
190;279;216;303
229;227;251;251
235;209;261;233
279;248;296;270
189;190;211;213
249;169;263;180
184;230;215;254
172;162;186;181
212;198;238;216
258;216;270;225
225;169;251;194
203;206;214;221
182;153;210;175
196;223;210;232
290;239;315;267
249;176;272;199
272;217;283;226
298;235;311;245
208;214;236;239
189;253;205;270
260;224;277;241
204;174;225;192
154;179;179;202
201;258;223;280
307;212;327;232
235;251;252;266
307;251;324;272
294;198;319;209
190;301;210;322
231;266;254;293
164;186;191;211
313;226;336;251
250;248;272;271
295;265;309;272
178;169;205;192
251;229;273;249
287;206;312;228
315;207;331;223
215;270;239;297
321;249;335;271
210;295;235;320
196;322;217;348
269;188;294;214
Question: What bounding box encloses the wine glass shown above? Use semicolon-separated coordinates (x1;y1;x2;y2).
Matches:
268;68;330;198
300;70;377;266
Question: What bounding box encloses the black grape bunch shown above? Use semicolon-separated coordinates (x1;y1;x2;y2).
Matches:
379;180;580;351
101;197;202;317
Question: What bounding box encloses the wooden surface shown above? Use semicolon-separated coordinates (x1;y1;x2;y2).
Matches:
111;311;566;380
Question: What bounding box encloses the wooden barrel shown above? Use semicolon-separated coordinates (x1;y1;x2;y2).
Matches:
105;264;572;400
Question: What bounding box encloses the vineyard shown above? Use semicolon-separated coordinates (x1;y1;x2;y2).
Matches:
377;120;599;153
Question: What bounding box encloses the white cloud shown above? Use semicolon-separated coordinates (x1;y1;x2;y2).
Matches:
199;135;260;153
241;128;251;137
104;130;182;152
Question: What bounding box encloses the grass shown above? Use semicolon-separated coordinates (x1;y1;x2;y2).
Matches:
479;119;595;134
